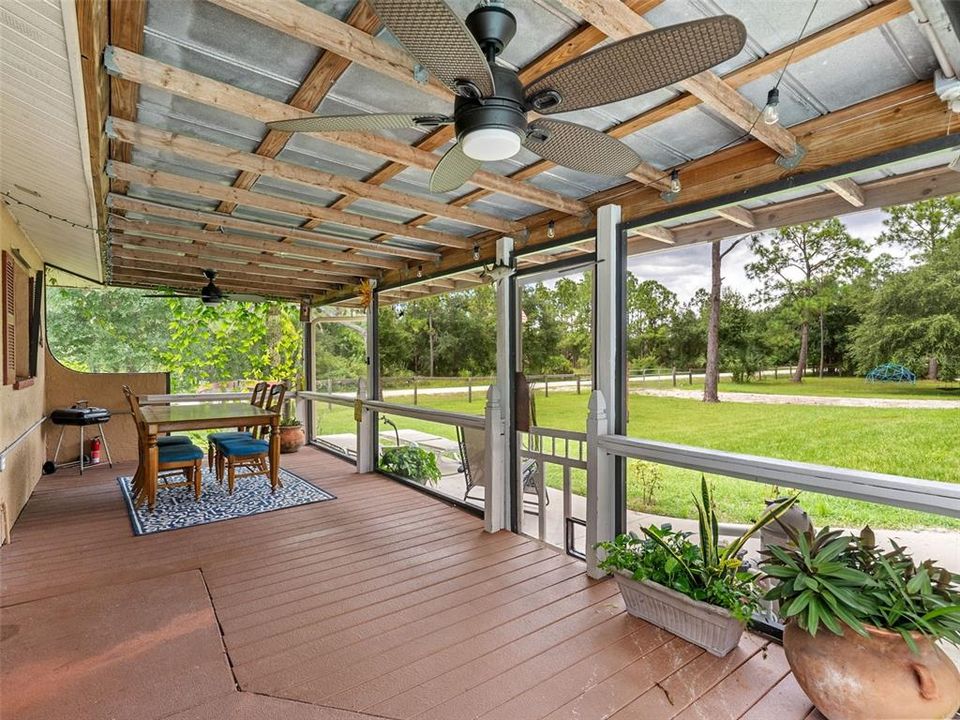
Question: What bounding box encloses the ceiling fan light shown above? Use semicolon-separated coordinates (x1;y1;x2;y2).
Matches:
461;127;522;162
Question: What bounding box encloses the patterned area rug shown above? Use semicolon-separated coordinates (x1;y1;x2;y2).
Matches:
118;467;336;535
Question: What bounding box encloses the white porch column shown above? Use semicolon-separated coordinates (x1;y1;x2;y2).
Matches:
493;236;514;530
587;203;622;576
483;385;506;532
356;288;377;474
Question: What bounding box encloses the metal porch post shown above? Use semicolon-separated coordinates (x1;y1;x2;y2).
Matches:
357;286;378;473
587;204;623;577
492;236;514;532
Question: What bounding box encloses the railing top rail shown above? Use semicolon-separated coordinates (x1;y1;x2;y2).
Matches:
300;391;356;408
363;399;485;429
598;434;960;518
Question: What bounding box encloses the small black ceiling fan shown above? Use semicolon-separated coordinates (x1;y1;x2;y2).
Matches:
266;0;746;193
144;268;227;305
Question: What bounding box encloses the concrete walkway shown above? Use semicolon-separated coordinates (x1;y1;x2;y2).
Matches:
633;387;960;409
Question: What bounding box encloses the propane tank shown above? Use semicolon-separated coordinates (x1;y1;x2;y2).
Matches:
90;436;102;465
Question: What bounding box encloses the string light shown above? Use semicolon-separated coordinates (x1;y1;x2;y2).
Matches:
669;170;681;194
1;192;108;238
472;243;481;261
417;265;423;278
547;220;556;239
762;87;780;125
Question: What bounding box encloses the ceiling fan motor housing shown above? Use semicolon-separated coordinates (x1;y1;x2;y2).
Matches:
466;3;516;58
454;64;527;155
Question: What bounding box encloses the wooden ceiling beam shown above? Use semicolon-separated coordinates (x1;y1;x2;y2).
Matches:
556;0;800;159
207;0;453;102
714;205;756;229
109;235;352;284
103;47;588;217
107;161;451;257
109;218;375;280
106;0;146;196
632;226;675;245
106;195;400;271
106;117;520;235
109;277;304;302
109;250;338;291
822;178;866;207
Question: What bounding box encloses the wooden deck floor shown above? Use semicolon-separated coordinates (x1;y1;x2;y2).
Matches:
0;447;819;720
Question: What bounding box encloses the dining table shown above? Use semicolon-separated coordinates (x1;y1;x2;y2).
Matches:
135;402;280;509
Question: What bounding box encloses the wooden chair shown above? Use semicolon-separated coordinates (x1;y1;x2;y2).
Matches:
215;383;285;494
207;381;269;470
121;385;193;448
124;386;204;502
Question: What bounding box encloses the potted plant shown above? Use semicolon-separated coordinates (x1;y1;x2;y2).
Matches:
596;477;797;656
278;398;305;454
379;445;441;487
761;525;960;720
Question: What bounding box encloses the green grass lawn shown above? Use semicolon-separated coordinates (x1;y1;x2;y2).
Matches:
637;375;959;400
311;381;959;531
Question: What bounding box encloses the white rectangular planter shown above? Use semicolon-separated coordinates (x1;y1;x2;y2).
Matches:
613;571;745;656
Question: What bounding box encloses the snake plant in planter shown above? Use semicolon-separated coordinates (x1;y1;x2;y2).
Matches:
597;476;797;656
761;525;960;720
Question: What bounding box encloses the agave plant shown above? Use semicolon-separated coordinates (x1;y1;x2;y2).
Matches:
761;525;960;651
598;476;798;623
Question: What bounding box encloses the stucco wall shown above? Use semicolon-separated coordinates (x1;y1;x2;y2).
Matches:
44;350;167;465
0;205;46;536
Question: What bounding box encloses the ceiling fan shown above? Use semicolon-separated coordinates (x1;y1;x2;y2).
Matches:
144;268;227;305
266;0;746;193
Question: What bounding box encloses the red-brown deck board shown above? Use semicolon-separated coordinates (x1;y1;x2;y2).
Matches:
0;447;814;719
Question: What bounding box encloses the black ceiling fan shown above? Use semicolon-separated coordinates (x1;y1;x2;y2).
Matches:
266;0;746;193
144;268;227;305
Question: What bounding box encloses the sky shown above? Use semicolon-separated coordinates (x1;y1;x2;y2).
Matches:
625;207;889;304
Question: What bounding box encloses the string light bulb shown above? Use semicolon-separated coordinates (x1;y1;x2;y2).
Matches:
417;265;423;278
762;87;780;125
547;220;556;239
472;243;481;261
669;170;681;194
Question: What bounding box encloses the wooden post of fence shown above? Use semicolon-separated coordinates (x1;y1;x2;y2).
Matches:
468;377;472;403
544;376;549;398
774;366;778;379
576;375;581;394
413;376;418;405
672;367;677;387
688;368;693;385
326;378;332;409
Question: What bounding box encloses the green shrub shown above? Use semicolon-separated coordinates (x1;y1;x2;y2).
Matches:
379;445;441;486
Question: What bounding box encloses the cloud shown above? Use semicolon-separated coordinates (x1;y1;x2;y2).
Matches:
626;207;889;303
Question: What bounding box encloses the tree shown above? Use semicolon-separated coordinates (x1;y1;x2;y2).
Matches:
878;196;960;259
747;220;867;382
703;238;742;402
850;235;960;381
625;276;678;367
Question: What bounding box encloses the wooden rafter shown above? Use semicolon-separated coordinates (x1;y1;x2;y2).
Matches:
75;0;110;234
110;268;324;299
823;178;866;207
106;118;521;234
108;161;454;256
103;47;588;217
632;226;675;245
714;205;756;229
556;0;800;159
106;0;146;196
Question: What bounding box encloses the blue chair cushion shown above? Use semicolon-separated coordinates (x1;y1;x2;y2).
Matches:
158;443;204;463
208;431;254;445
217;438;270;458
158;435;192;447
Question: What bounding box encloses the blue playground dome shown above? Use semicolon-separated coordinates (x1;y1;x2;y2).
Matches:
866;363;916;383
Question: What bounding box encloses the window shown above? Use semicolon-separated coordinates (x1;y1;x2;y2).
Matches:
1;250;40;389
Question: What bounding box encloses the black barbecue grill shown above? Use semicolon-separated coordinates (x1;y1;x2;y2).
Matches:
44;404;114;475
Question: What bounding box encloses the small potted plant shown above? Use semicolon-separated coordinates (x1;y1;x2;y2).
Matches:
761;526;960;720
379;445;441;487
278;398;305;454
596;477;797;656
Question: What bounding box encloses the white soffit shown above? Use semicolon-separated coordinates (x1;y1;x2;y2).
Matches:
0;0;101;280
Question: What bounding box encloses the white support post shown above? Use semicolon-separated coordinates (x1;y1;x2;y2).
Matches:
484;385;506;533
586;390;613;578
356;289;377;473
587;203;621;577
494;236;515;529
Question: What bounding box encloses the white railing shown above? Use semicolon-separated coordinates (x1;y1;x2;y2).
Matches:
520;425;588;555
362;399;485;429
597;434;960;518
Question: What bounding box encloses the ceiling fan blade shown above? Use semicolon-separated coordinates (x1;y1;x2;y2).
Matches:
266;113;454;133
524;16;746;114
370;0;494;97
524;119;642;176
429;142;483;193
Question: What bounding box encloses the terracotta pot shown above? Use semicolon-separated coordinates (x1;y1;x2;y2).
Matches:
279;424;305;454
784;621;960;720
